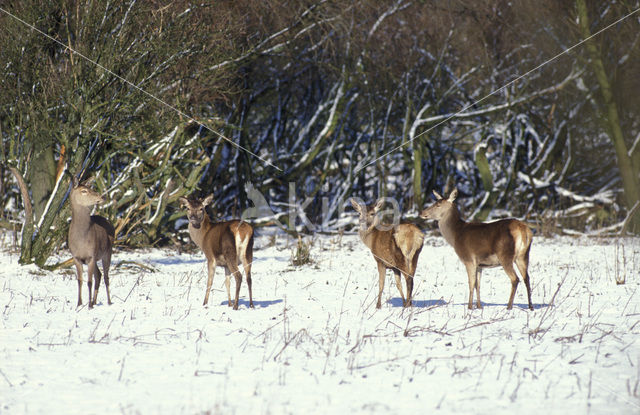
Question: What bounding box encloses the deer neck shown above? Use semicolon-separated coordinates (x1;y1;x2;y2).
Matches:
357;217;379;250
438;205;465;247
188;215;212;250
70;203;93;232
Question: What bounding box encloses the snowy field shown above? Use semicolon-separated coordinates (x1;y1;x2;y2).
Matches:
1;231;640;414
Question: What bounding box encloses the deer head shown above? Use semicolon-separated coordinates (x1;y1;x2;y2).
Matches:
179;194;214;229
70;176;104;207
420;188;458;221
350;198;386;231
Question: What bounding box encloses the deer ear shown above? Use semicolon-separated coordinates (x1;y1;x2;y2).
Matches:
448;188;458;202
350;198;362;212
83;176;96;187
433;190;443;200
202;194;214;207
72;176;80;188
374;199;385;212
179;197;189;208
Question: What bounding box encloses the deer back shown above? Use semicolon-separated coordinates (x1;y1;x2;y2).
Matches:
196;220;239;266
448;216;532;270
366;228;408;270
393;223;424;261
228;220;254;261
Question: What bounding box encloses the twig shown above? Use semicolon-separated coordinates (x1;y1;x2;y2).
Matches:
568;353;584;364
620;201;640;235
449;317;511;334
194;369;227;376
118;356;126;382
529;271;567;340
352;355;409;370
0;368;13;387
272;328;309;361
123;276;142;303
591;329;614;343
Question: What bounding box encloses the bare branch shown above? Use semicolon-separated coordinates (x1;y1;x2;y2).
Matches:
7;166;33;227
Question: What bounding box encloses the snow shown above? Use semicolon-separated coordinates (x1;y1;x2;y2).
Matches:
1;232;640;414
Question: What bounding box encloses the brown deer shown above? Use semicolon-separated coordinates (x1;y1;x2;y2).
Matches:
420;188;533;310
68;177;115;309
179;194;254;309
351;198;424;308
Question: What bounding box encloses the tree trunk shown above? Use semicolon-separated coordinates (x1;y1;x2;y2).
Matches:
576;0;640;233
16;136;88;266
8;166;35;264
29;145;56;222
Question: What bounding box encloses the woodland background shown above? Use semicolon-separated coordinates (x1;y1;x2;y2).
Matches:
1;0;639;267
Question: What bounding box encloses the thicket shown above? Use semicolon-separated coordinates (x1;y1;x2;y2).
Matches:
1;0;639;267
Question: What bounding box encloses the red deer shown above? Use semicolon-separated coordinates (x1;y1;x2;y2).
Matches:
68;177;115;308
420;188;533;310
179;195;254;309
351;198;424;308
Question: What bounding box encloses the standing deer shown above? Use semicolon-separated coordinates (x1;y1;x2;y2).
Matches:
68;177;115;309
179;194;254;309
351;198;424;308
420;188;533;310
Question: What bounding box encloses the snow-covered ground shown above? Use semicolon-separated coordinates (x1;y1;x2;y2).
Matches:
1;231;639;414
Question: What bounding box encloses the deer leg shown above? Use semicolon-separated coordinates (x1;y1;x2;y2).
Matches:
393;269;405;306
476;269;483;308
224;267;232;307
228;262;242;310
516;256;533;310
86;260;96;309
242;256;253;308
501;262;520;310
406;251;420;307
376;260;386;309
102;255;113;305
74;259;84;307
92;266;102;307
403;272;414;307
203;259;216;306
464;263;478;309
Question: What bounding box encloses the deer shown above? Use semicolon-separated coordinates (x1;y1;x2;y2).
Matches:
68;176;115;309
420;188;533;310
179;194;254;309
351;198;424;308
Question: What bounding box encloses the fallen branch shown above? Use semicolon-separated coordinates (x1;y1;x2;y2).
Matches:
114;260;158;273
